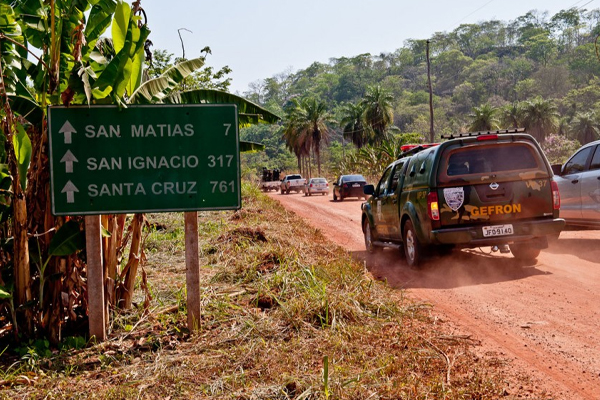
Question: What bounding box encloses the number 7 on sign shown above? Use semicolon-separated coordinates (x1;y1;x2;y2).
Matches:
223;124;231;136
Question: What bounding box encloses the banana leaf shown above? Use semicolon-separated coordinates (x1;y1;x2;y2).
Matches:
128;57;206;104
48;220;85;256
12;122;32;190
240;141;265;153
165;89;281;126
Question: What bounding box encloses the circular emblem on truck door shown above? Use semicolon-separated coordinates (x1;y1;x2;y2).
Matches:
489;182;499;190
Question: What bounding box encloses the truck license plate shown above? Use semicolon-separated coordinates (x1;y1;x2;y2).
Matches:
482;224;514;237
352;183;360;187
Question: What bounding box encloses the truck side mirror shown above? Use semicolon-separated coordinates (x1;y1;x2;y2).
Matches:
363;184;374;195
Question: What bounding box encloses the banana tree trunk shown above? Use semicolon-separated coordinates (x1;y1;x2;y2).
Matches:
12;175;31;335
118;213;144;309
104;215;118;306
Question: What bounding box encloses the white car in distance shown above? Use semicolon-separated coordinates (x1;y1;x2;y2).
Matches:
304;178;329;196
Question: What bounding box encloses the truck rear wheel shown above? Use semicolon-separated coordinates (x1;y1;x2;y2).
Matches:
403;220;424;268
509;243;541;261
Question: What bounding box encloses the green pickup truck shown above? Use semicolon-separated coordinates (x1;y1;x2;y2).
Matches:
361;129;565;267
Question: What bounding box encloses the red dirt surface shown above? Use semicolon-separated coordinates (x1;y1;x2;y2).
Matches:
268;191;600;399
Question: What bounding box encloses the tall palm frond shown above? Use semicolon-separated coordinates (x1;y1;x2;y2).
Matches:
501;103;522;129
468;103;500;131
340;102;368;148
281;97;333;176
362;85;394;145
520;97;559;142
570;111;600;144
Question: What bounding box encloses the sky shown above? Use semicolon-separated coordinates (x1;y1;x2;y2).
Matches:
139;0;596;94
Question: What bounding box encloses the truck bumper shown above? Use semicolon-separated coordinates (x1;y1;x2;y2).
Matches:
431;218;565;247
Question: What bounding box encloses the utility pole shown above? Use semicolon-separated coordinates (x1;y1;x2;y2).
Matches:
426;40;435;143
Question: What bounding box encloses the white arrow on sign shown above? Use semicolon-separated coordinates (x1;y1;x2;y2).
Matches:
60;150;79;173
59;120;77;144
61;181;79;204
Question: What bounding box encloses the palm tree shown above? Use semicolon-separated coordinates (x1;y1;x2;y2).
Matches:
282;111;310;175
570;111;600;145
501;103;522;129
282;97;333;176
468;104;500;131
520;97;559;143
362;85;394;145
340;102;368;148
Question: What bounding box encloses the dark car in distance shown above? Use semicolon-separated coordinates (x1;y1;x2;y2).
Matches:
333;174;368;201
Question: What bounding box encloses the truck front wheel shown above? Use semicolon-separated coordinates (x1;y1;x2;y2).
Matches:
363;218;380;254
403;220;424;268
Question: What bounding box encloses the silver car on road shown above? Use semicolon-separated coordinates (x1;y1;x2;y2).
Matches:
552;139;600;228
304;178;329;196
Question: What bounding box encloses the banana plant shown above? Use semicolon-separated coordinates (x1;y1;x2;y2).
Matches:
0;0;279;342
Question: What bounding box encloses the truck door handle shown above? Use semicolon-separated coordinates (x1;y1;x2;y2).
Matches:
571;179;579;184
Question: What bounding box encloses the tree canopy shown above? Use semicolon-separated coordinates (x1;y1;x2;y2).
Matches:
243;6;598;178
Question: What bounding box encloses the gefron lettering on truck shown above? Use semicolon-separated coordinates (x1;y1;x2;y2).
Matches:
471;204;522;217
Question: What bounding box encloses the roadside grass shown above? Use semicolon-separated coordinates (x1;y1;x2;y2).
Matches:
0;182;529;399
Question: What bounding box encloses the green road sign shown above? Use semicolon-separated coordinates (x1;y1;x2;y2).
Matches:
48;104;240;215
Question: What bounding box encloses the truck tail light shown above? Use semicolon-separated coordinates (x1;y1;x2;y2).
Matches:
476;134;498;141
427;191;440;220
551;180;560;210
343;184;348;188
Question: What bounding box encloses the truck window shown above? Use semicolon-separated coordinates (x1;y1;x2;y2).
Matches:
375;167;392;196
389;162;405;193
439;142;547;183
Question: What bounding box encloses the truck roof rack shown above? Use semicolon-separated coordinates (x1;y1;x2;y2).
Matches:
440;128;525;140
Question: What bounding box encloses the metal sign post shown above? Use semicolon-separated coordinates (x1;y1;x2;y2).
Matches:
85;215;105;341
185;212;201;330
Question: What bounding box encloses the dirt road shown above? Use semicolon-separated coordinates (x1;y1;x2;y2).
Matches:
268;191;600;399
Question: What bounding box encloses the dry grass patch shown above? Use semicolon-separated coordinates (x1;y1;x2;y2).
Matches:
0;182;538;399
